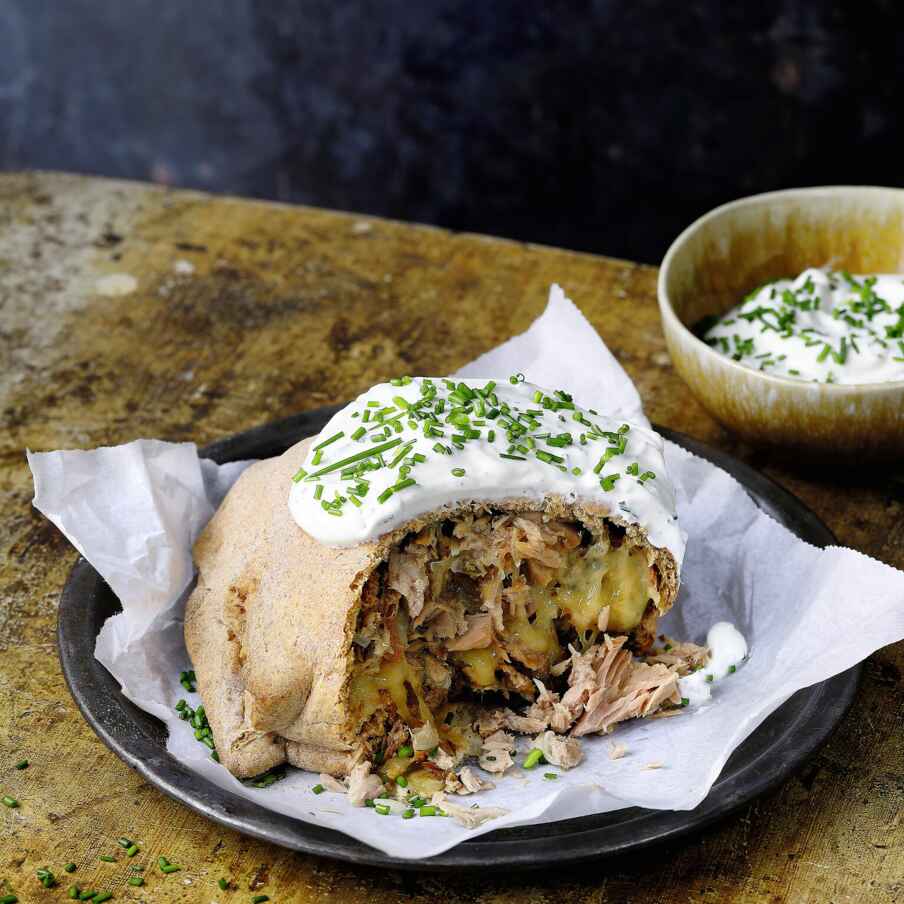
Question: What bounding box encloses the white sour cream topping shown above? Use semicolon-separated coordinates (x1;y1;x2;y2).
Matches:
679;621;748;706
289;376;684;565
703;268;904;384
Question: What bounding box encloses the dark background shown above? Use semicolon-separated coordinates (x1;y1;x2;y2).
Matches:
2;0;902;263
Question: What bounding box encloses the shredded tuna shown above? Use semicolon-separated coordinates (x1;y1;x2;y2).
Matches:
571;651;680;737
430;792;509;828
532;730;583;769
479;730;515;773
645;639;710;676
317;773;347;793
347;762;385;806
502;708;548;735
526;679;574;734
475;708;507;738
388;548;430;619
446;613;493;652
430;747;457;771
457;765;496;794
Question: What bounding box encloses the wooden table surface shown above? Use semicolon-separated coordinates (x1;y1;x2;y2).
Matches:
1;172;901;904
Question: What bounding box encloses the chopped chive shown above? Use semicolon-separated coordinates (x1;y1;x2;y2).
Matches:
395;775;409;788
351;426;366;441
68;887;79;899
2;795;18;808
126;845;139;857
78;892;97;902
0;896;18;904
161;864;181;874
14;760;28;770
728;665;737;674
218;878;229;891
312;784;325;794
600;473;620;492
93;893;113;903
291;467;308;483
65;863;77;873
522;748;543;769
681;697;690;707
128;877;144;887
311;449;323;466
99;855;116;863
451;467;466;477
313;430;345;451
116;837;132;849
374;804;391;815
402;808;415;819
398;745;413;758
304;437;403;480
543;772;558;780
252;896;270;904
499;453;526;461
419;805;438;816
705;674;714;683
313;484;323;500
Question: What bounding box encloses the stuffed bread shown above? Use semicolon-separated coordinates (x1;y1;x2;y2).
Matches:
185;376;686;791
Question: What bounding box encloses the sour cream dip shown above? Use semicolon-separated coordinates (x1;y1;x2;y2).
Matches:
703;268;904;384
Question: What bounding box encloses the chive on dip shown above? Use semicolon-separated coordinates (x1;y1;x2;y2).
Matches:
702;268;904;384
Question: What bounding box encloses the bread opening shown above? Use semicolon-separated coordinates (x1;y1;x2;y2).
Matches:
347;510;667;790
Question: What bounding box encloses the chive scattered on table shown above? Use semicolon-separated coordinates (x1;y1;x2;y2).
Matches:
14;760;28;770
2;795;19;808
522;748;543;770
127;877;144;887
64;863;77;873
218;878;229;891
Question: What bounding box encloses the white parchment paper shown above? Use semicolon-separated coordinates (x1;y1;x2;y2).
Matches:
28;285;904;859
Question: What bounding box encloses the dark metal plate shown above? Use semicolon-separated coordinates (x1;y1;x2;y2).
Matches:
57;407;860;871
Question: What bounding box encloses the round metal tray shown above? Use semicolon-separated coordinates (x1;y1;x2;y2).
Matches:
57;407;860;871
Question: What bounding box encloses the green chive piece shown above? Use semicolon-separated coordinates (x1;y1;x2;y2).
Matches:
374;803;391;815
99;855;116;863
0;895;19;904
408;795;425;808
78;892;97;902
313;484;323;500
161;864;181;874
218;878;228;891
402;808;415;819
291;467;307;483
304;437;402;480
116;837;132;849
65;863;77;873
395;775;408;788
69;886;80;899
14;760;28;770
728;664;737;674
351;426;366;441
252;896;270;904
126;845;139;858
311;449;323;466
93;893;113;903
419;805;438;816
377;486;394;504
2;795;19;808
522;748;543;769
705;674;714;683
543;772;558;780
313;430;345;451
681;697;690;707
312;784;325;794
128;877;144;887
451;467;466;477
397;745;413;758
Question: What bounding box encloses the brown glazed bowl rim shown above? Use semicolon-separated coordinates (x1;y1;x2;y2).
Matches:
657;185;904;393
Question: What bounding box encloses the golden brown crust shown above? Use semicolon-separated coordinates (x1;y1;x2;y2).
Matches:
184;436;680;778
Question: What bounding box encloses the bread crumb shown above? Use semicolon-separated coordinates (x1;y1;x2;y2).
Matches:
607;742;627;760
641;762;665;771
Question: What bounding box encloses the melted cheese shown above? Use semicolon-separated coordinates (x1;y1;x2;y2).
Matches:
350;656;432;724
453;648;502;688
504;594;561;657
533;542;659;636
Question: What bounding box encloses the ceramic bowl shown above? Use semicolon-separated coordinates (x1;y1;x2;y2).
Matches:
658;186;904;460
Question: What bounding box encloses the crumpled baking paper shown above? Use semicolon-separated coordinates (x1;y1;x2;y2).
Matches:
28;285;904;860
